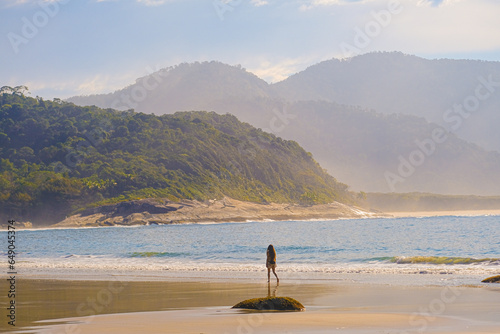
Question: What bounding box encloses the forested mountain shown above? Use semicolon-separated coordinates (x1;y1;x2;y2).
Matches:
66;53;500;195
0;93;353;225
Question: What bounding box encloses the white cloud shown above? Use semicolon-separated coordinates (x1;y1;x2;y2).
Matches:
136;0;169;5
16;70;142;99
76;75;115;96
300;0;462;10
3;0;173;7
250;0;269;6
246;56;325;83
300;0;373;10
393;0;500;53
2;0;33;6
295;0;500;59
7;0;30;5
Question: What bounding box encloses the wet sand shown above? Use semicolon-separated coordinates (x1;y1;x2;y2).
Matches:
5;277;500;334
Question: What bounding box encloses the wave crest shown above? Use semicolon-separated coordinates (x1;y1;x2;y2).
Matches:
129;252;187;258
391;256;500;265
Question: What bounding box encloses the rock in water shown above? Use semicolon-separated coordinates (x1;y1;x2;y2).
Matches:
482;275;500;283
232;297;305;311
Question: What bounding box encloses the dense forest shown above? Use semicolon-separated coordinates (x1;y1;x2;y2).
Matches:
0;92;354;225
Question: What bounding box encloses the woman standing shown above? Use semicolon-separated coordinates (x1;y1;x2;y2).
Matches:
266;244;279;283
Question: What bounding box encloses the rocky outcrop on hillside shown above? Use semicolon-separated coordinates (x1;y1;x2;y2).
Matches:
53;197;386;228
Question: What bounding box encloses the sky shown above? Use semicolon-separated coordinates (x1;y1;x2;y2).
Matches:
1;0;500;99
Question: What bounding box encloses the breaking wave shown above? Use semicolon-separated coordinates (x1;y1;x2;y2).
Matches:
389;256;500;265
129;252;188;258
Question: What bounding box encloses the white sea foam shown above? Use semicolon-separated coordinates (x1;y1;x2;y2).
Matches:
20;257;500;278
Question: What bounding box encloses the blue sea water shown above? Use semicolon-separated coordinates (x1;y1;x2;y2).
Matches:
4;215;500;278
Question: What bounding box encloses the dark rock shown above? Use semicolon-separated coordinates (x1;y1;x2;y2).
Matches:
232;297;305;311
482;275;500;283
79;199;177;217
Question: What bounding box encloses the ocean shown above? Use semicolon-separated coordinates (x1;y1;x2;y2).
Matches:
6;215;500;284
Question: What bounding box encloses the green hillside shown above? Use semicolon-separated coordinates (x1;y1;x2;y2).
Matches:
0;93;353;225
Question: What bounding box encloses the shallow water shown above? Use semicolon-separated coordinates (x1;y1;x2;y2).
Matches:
5;215;500;282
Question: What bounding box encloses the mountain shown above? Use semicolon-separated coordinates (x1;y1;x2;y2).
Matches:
192;96;500;194
274;100;500;194
66;54;500;195
68;61;273;114
0;93;354;226
274;52;500;152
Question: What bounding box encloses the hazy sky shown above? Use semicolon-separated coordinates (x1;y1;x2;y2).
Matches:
1;0;499;99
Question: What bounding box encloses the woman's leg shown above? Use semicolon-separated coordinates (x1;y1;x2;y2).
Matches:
267;268;271;282
272;268;279;282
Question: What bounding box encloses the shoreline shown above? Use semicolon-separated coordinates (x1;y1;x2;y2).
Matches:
11;206;500;230
9;277;500;334
51;197;386;228
17;264;500;287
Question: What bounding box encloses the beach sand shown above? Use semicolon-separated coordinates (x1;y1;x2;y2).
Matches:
6;275;500;334
388;209;500;218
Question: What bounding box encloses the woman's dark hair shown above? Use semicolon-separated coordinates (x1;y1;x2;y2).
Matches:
267;244;276;261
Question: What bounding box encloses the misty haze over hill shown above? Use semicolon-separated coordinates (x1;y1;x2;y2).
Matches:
67;53;500;195
274;52;500;152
